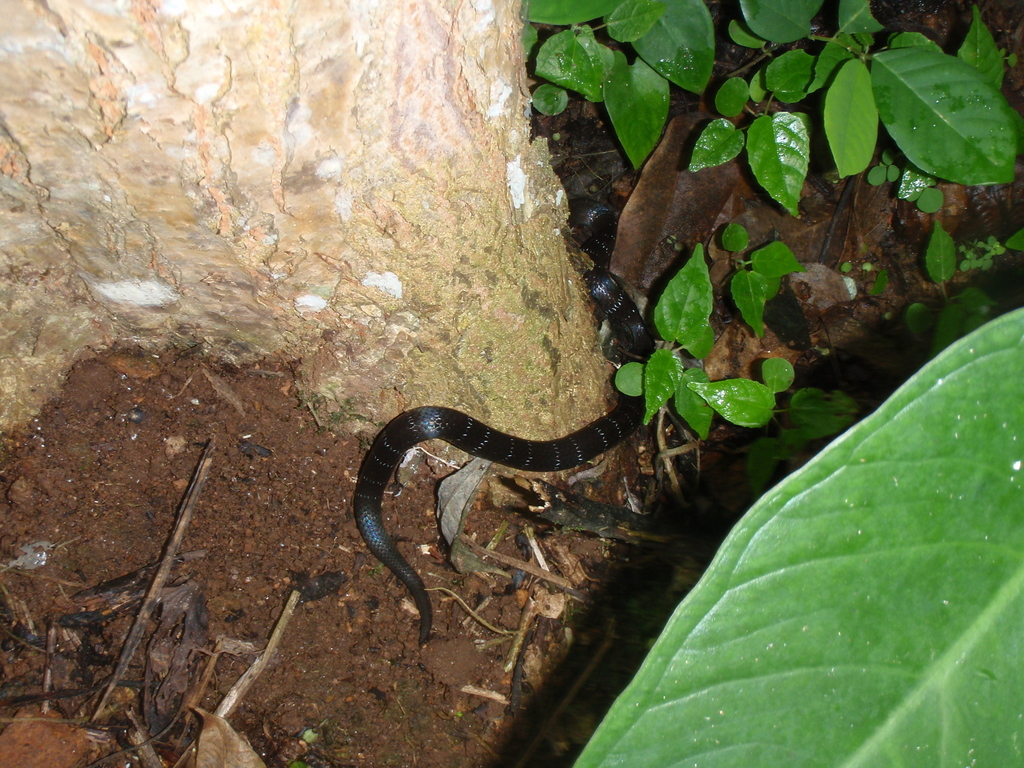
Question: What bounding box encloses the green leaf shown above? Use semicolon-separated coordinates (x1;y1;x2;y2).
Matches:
904;301;933;334
615;361;644;396
644;349;684;422
958;5;1004;88
788;387;857;439
750;240;804;278
653;245;714;355
865;164;887;185
870;268;889;295
930;301;968;356
746;112;810;216
674;369;713;439
526;0;620;24
633;0;715;94
1005;227;1024;251
838;0;882;34
823;59;878;177
739;0;824;43
730;269;769;337
604;50;669;168
687;378;776;428
871;48;1018;185
915;186;944;213
523;24;539;58
897;163;936;201
809;41;856;92
720;222;749;252
531;84;568;115
688;119;745;171
714;77;749;117
576;307;1024;768
765;49;815;101
535;28;608;102
925;221;956;283
761;357;795;392
606;0;666;44
888;31;942;52
728;18;765;49
746;435;782;494
748;66;768;102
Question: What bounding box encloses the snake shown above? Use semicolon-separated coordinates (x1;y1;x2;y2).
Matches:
353;201;653;643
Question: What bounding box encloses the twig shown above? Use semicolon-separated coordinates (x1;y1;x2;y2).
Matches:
456;534;589;602
91;439;216;720
427;586;513;636
214;589;300;719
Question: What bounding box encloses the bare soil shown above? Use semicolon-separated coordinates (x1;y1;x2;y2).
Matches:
0;347;697;768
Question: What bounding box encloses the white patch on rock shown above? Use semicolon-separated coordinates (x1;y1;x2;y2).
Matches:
294;294;329;311
362;271;403;299
506;156;526;209
487;79;511;119
93;279;179;307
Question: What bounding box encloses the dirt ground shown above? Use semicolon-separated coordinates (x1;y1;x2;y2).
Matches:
0;347;703;768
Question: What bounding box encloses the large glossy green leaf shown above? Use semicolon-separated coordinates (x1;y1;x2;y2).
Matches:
603;50;669;167
746;112;810;215
824;58;877;177
837;0;882;34
872;48;1018;185
633;0;714;94
534;28;609;103
739;0;823;43
526;0;620;24
575;307;1024;768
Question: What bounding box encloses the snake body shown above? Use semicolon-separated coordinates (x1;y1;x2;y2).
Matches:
353;202;652;643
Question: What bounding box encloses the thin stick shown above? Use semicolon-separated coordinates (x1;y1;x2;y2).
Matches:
457;534;589;602
214;589;300;719
91;439;216;720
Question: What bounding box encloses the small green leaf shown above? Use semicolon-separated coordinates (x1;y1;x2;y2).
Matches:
897;164;935;200
866;164;888;185
740;0;823;43
687;378;776;428
925;221;956;283
930;301;968;356
644;349;684;422
904;301;933;334
535;28;607;102
788;387;857;439
523;24;539;58
615;361;644;396
761;357;795;393
604;50;669;168
748;66;768;102
714;77;749;117
532;84;568;115
915;186;944;213
750;240;804;278
746;112;811;216
765;49;815;101
872;48;1018;185
674;369;713;439
720;222;749;252
888;31;942;52
1005;227;1024;250
728;18;765;49
958;5;1004;88
731;269;769;337
526;0;620;24
870;269;889;295
838;0;882;34
810;42;856;92
823;59;877;177
653;245;714;355
634;0;715;94
606;0;666;44
885;163;901;182
689;118;745;171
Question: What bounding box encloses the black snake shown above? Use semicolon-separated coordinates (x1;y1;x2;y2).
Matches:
353;201;652;643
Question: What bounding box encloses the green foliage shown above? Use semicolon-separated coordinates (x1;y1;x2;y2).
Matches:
577;307;1024;768
616;237;844;451
527;0;713;167
679;1;1019;214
